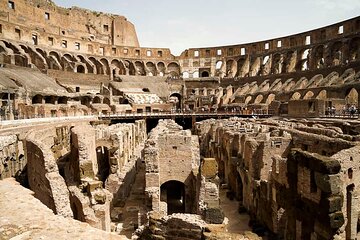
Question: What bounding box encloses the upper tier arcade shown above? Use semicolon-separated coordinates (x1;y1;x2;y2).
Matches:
0;0;147;54
179;16;360;79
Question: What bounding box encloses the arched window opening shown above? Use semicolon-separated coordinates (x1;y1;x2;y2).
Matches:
44;96;55;104
32;95;43;104
93;96;101;104
103;98;110;105
76;65;85;73
201;71;209;77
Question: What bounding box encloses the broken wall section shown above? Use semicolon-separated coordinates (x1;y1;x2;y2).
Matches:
143;119;201;215
24;126;73;218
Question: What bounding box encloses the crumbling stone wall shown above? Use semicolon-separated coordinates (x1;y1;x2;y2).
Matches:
24;126;73;218
0;135;25;180
143;119;200;214
195;117;359;239
95;120;147;206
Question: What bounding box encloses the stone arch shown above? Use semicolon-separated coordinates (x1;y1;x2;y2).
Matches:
167;62;180;76
269;79;282;91
100;58;110;75
111;59;126;76
307;74;323;88
134;61;146;76
349;37;360;61
249;57;261;76
36;48;47;59
89;57;103;75
76;65;85;73
125;60;136;75
157;62;166;76
215;60;223;70
77;55;93;73
103;97;110;105
160;180;185;214
266;93;276;104
297;48;310;71
323;72;339;86
201;71;209;77
236;57;249;77
0;42;12;64
244;96;252;104
215;60;224;77
61;53;75;72
313;45;325;69
261;55;272;75
272;53;283;74
254;94;264;104
291;92;301;100
48;51;62;70
6;42;29;67
316;90;327;100
146;61;157;76
80;96;91;106
303;91;314;100
169;92;182;109
294;77;308;90
284;50;297;73
330;41;343;66
93;96;102;104
32;94;43;104
226;59;237;77
345;88;358;105
26;46;48;70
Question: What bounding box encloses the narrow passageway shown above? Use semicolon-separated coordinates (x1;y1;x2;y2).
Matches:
111;157;146;239
219;188;251;233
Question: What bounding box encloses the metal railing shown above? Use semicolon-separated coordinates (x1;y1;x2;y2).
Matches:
98;109;274;119
0;109;274;124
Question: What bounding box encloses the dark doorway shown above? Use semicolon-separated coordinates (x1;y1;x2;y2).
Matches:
96;146;110;185
201;71;209;77
161;180;185;214
77;65;85;73
170;93;182;110
146;118;159;133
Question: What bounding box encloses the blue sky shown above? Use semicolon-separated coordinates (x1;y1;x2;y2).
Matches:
54;0;360;55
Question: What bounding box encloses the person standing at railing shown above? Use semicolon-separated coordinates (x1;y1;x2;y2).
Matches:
350;105;356;117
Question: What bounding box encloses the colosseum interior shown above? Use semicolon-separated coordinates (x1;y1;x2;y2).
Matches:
0;0;360;239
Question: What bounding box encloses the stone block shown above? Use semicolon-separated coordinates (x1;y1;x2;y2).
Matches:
314;173;341;194
205;208;224;224
320;195;343;214
84;180;102;193
201;158;218;179
328;211;344;229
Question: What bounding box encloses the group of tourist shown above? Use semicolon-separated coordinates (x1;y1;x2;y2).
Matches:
327;104;358;116
343;104;358;116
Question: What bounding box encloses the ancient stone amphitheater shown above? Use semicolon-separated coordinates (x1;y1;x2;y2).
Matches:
0;0;360;239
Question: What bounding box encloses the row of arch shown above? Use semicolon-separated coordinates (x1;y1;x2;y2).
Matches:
182;37;360;79
189;68;360;106
0;40;181;78
31;94;111;106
